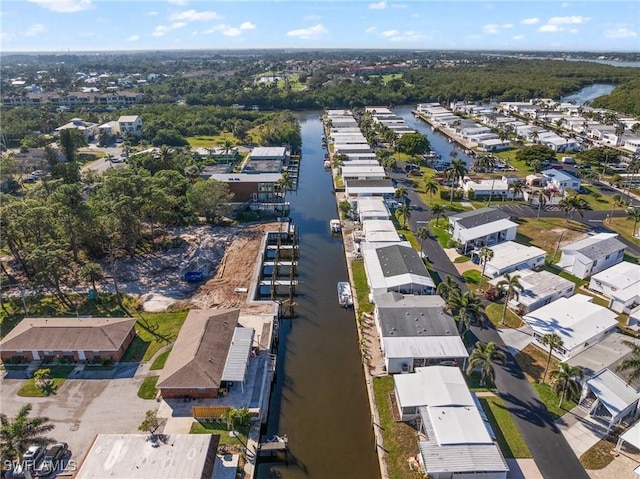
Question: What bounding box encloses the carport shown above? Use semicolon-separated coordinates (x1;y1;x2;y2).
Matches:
615;418;640;453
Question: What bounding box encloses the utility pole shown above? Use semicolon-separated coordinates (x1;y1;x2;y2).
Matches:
551;230;566;265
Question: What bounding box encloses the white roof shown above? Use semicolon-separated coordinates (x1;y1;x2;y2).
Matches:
463;178;509;192
362;219;396;233
250;146;286;158
222;327;254;382
74;434;217;479
365;231;401;243
117;115;140;123
346;185;395;194
208;173;282;183
383;336;468;359
419;441;509;474
358;197;389;216
458;218;518;243
428;406;492;445
587;368;640;417
619;419;640;450
485;242;547;272
394;366;474;409
490;269;574;308
590;262;640;301
523;295;619;351
542;169;580;183
341;165;385;175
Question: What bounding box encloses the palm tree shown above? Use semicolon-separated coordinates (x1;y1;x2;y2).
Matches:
445;158;467;204
436;275;461;304
614;122;625;147
627;207;640;238
508;181;524;201
616;340;640;385
534;189;551;220
0;404;55;459
423;177;439;204
541;333;564;383
222;407;252;436
466;341;507;386
475;155;496;173
477;246;494;290
80;262;104;300
415;226;430;258
550;363;583;408
394;186;409;205
559;195;588;222
529;130;540;144
430;204;446;226
398;203;412;228
496;273;523;326
276;171;293;201
447;290;483;335
381;155;397;175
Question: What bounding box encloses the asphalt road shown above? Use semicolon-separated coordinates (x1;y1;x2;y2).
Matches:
390;165;592;479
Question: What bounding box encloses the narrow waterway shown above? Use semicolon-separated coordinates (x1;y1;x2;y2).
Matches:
257;112;380;479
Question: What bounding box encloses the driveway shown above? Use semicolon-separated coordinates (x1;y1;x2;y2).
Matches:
0;364;156;466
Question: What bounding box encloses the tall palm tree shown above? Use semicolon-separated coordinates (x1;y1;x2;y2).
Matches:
466;341;507;386
381;155;397;175
534;189;551;220
475;155;496;173
445;158;467;204
436;274;461;304
394;186;409;205
477;246;494;290
496;273;523;326
559;195;588;222
0;404;55;459
550;363;583;407
508;181;524;201
276;171;293;201
415;226;430;258
430;204;446;226
398;203;412;228
447;290;483;335
616;340;640;385
541;332;564;383
529;130;540;144
424;177;439;204
627;207;640;238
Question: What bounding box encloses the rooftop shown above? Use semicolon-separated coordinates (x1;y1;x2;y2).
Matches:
485;241;546;272
450;206;510;229
395;365;476;409
250;146;287;159
563;233;626;260
383;336;468;359
457;218;519;243
586;368;640;416
376;244;430;279
590;261;640;300
489;269;575;307
376;292;457;337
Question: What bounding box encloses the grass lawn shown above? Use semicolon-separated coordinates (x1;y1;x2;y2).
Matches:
532;382;577;421
580;435;619;470
122;311;188;362
334;174;344;189
390;210;420;250
150;349;171;370
484;302;522;329
453;255;471;263
372;376;423;479
544;263;588;287
462;270;482;293
578;185;617;211
429;220;452;248
137;376;159;400
606;216;640;247
351;259;374;314
17;366;75;397
190;421;250;446
465;371;497;392
513;217;589;260
480;397;532;458
514;344;557;384
186;133;237;147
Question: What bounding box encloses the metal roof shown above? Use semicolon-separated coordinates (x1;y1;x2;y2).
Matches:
250;146;287;159
590;261;640;300
489;269;575;309
450;206;510;229
485;241;547;272
457;218;519;243
619;419;640;451
562;233;626;261
376;293;457;337
587;368;640;417
376;244;430;278
418;441;509;474
222;327;254;382
394;366;475;409
383;336;468;359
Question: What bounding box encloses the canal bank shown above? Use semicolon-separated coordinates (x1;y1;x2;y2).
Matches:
257;111;380;479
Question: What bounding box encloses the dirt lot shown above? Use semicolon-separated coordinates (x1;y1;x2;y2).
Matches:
111;222;280;314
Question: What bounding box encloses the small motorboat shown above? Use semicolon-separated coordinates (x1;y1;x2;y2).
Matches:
337;281;353;308
330;219;341;234
324;160;331;169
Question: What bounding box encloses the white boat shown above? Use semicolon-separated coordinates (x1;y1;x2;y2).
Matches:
330;219;341;234
337;282;353;308
324;160;331;169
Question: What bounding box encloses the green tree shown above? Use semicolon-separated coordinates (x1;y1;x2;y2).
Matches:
33;368;52;391
436;274;461;304
447;290;483;335
477;246;494;290
186;180;233;224
394;186;408;204
627;206;640;237
396;132;430;156
558;195;589;222
0;404;55;459
138;409;161;435
444;159;467;204
423;177;439;204
81;263;104;300
466;341;507;386
515;145;556;166
398;203;412;228
338;200;351;219
222;407;252;435
616;340;640;385
550;363;583;408
508;181;524;201
415;226;430;258
430;204;446;226
496;273;523;326
541;332;564;383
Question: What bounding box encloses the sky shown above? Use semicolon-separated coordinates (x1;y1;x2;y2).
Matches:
1;0;638;53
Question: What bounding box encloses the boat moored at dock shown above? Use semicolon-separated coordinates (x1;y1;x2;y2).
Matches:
337;281;353;308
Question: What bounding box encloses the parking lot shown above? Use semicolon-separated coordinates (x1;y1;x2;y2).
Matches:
0;363;156;469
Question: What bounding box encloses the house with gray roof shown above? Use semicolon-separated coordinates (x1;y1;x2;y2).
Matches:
0;317;136;363
374;293;467;374
558;233;626;279
157;309;254;399
448;207;518;254
363;244;436;297
588;261;640;313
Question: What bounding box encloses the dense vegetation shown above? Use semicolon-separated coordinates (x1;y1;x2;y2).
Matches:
591;78;640;117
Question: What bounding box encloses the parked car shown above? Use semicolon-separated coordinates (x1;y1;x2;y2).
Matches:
11;445;44;478
35;442;68;477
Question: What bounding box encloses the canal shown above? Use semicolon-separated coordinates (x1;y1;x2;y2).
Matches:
257;111;380;479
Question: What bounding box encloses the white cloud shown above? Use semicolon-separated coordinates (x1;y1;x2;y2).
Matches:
365;26;377;33
548;16;590;25
222;27;242;37
286;23;328;40
171;22;187;29
502;23;513;29
169;9;220;22
539;24;560;32
513;34;525;40
204;25;226;34
240;21;255;31
604;27;638;39
25;23;46;36
482;24;500;34
561;2;570;7
468;34;482;40
153;25;169;37
148;11;159;16
381;29;399;38
1;32;16;42
381;29;423;41
28;0;92;13
369;2;386;10
521;18;539;25
128;34;140;41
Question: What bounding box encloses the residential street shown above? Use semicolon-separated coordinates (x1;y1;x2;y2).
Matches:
390;166;593;479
